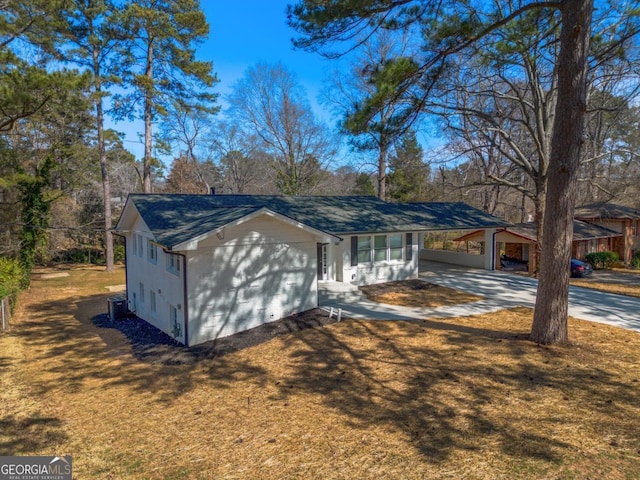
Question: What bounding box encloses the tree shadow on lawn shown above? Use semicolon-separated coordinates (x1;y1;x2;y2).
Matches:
13;291;338;405
0;356;11;370
91;307;338;365
12;293;276;404
275;313;639;465
15;287;639;467
0;415;67;456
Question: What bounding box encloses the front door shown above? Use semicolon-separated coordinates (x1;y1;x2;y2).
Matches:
317;243;328;281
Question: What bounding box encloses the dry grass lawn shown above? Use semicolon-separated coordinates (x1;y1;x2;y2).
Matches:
360;279;484;307
570;268;640;298
1;266;640;479
570;279;640;298
613;267;640;275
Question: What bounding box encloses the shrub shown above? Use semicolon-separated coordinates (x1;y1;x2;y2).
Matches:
0;257;27;312
631;251;640;269
114;243;125;264
585;251;619;270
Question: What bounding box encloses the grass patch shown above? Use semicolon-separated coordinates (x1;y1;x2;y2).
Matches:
570;279;640;298
2;266;640;479
360;279;484;307
613;267;640;275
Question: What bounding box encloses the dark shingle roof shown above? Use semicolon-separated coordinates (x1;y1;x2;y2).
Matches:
575;203;640;220
132;196;262;248
506;220;621;242
405;202;511;231
123;194;510;248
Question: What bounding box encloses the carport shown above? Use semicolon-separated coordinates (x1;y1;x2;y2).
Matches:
419;228;499;270
406;202;509;271
452;229;535;273
451;220;623;275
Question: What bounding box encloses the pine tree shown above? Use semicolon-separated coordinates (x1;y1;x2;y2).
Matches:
387;131;428;202
115;0;218;193
53;0;123;271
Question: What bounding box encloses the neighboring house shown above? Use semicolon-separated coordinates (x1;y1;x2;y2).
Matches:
115;194;509;346
454;220;622;274
575;203;640;264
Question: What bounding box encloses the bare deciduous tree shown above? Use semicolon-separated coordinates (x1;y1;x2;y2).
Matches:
227;62;335;195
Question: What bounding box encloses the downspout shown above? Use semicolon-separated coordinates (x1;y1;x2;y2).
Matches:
492;230;498;271
164;249;189;347
111;231;129;306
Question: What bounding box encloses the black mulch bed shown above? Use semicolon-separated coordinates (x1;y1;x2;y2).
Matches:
93;308;341;365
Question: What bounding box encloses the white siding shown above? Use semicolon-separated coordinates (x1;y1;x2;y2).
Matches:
187;215;318;346
338;232;419;286
125;215;186;344
420;249;486;269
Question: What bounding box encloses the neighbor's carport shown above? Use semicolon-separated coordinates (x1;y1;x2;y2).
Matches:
451;229;536;273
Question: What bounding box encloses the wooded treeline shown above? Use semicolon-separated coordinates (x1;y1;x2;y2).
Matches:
1;0;639;285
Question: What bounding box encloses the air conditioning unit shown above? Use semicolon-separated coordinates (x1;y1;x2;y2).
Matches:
108;295;128;321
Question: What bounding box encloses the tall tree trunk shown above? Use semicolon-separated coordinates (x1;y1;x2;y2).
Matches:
143;40;153;193
94;48;114;272
531;0;593;344
532;179;547;275
378;140;387;200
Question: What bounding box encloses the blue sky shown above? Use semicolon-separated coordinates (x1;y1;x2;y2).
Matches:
117;1;335;159
114;1;441;167
205;1;329;102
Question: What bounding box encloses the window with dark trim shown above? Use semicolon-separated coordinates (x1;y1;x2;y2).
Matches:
351;236;358;266
358;236;372;263
406;233;413;261
351;234;409;265
389;234;403;261
167;253;181;276
150;290;157;315
133;234;143;257
374;235;387;262
147;240;158;264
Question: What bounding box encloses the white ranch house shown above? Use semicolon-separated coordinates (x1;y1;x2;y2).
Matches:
115;194;508;346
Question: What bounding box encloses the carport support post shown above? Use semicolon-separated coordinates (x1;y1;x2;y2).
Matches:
484;229;497;270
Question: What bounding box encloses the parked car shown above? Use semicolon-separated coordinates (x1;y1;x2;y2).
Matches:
571;258;593;278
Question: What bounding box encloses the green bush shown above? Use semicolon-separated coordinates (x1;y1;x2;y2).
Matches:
114;241;125;264
585;251;619;270
0;257;27;312
631;251;640;269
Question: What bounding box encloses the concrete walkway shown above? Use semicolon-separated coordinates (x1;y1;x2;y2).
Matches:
318;261;640;332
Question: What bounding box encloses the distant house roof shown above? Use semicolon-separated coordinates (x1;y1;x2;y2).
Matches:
575;203;640;220
117;194;510;249
453;220;621;243
507;220;621;242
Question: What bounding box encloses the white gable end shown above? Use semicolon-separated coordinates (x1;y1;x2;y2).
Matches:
186;214;320;345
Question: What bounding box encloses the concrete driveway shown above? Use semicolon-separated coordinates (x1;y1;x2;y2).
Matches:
318;261;640;332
